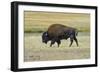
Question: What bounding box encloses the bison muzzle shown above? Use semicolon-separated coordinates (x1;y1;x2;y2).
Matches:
42;24;78;47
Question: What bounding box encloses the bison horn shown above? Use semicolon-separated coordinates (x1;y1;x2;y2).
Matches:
45;32;48;36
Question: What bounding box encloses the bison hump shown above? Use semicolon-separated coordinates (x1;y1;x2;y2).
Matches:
47;24;67;37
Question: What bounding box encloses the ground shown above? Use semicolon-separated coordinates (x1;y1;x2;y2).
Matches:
24;32;90;62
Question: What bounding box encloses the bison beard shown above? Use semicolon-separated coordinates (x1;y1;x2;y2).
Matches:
42;24;78;47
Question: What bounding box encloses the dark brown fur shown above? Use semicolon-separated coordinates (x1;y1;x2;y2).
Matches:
48;24;77;38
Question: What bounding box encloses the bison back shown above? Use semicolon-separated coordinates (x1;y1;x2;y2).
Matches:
47;24;69;37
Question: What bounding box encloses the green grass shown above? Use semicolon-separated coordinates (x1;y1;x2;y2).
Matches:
24;11;90;33
24;27;90;33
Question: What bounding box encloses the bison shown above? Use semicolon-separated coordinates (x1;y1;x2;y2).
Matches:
42;24;78;47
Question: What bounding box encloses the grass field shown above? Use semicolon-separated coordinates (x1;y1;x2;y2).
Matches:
24;11;90;62
24;33;90;62
24;11;90;33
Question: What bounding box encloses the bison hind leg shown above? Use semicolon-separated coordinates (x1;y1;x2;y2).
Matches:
69;35;74;47
69;38;73;47
74;37;78;46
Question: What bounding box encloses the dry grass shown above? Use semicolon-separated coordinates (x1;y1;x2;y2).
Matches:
24;33;90;62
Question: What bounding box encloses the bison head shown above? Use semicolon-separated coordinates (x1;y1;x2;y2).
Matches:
42;32;50;44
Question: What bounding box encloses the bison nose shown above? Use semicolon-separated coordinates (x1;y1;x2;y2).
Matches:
42;41;44;43
42;40;47;44
42;40;45;43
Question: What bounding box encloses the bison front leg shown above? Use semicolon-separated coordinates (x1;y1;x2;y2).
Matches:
50;39;55;47
56;40;61;47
